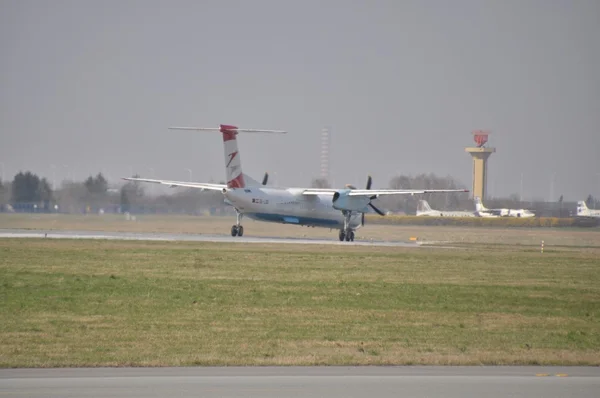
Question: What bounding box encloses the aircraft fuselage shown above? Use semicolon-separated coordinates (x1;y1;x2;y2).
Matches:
224;187;363;229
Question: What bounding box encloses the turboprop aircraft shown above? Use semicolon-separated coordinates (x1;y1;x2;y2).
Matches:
123;124;469;242
474;196;535;218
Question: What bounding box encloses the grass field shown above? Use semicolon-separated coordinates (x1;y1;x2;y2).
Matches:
1;237;599;367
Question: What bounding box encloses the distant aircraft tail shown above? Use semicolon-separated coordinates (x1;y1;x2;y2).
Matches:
417;200;433;213
474;196;487;212
577;200;589;215
169;124;286;189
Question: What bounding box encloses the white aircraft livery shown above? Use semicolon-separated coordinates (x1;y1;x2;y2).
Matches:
474;197;535;218
416;200;476;217
123;124;469;241
576;201;600;218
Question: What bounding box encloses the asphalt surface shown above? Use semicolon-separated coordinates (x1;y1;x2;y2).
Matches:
1;366;598;398
0;228;421;247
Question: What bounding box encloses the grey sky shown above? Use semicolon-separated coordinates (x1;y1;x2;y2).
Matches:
1;0;598;201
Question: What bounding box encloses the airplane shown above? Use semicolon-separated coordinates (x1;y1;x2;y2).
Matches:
576;201;600;218
474;196;535;218
123;124;469;242
416;199;477;217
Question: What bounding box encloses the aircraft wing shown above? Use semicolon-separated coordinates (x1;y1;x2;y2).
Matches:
301;189;338;195
122;177;225;191
302;188;468;196
348;189;469;196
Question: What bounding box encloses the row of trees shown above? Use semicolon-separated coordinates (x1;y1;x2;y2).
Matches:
11;172;53;204
1;170;597;216
0;171;226;214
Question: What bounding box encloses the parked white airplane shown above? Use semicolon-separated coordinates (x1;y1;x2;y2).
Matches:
576;201;600;218
416;200;476;217
123;124;469;241
474;197;535;218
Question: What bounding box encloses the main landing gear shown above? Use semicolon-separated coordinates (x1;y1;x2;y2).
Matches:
231;225;244;237
231;211;244;237
338;229;354;242
338;210;355;242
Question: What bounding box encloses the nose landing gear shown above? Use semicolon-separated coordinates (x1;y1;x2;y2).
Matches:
338;211;355;242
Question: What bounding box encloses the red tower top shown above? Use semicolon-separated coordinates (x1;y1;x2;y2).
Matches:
472;130;490;147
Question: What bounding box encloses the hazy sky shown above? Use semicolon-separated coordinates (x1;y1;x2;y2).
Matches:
1;0;599;201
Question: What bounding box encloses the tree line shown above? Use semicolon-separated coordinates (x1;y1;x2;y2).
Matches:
0;171;225;214
0;170;597;216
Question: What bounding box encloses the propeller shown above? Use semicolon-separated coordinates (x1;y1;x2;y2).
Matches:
262;172;269;185
366;175;385;216
361;175;386;226
369;202;386;216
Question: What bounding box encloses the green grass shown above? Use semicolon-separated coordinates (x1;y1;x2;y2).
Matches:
1;238;599;367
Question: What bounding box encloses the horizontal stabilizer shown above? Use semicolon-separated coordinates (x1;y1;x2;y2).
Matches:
169;126;287;134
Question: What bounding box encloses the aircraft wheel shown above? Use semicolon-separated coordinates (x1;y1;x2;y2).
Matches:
349;231;355;241
237;225;244;237
231;225;238;237
339;230;345;241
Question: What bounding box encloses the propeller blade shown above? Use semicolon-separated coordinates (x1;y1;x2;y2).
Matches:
262;172;269;185
365;175;383;218
369;202;386;216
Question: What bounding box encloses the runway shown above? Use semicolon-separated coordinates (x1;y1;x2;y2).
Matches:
0;228;421;247
1;366;598;398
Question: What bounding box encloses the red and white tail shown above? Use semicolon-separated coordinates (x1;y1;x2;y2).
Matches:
220;124;245;188
168;124;287;189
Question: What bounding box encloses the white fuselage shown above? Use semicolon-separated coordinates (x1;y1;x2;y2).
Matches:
224;186;363;229
577;207;600;218
476;208;534;218
476;206;534;218
502;209;536;218
417;209;477;217
475;210;500;218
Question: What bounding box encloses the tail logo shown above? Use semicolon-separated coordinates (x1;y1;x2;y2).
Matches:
226;151;239;167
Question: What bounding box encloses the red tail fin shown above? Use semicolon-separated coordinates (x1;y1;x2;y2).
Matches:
220;125;245;188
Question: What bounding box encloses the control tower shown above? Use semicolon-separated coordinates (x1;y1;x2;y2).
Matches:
465;130;495;200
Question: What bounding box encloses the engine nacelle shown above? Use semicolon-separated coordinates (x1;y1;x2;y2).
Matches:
332;190;371;212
